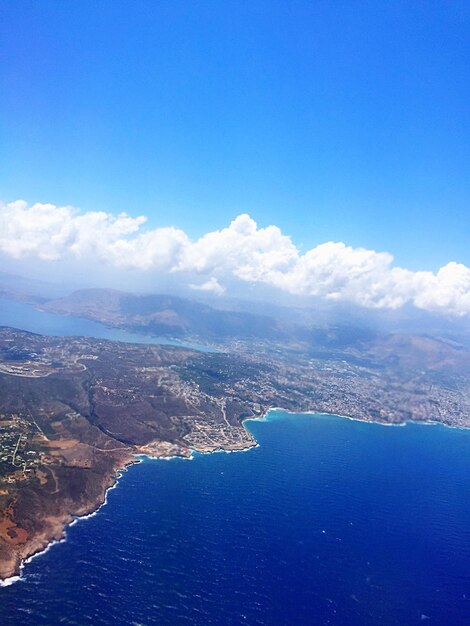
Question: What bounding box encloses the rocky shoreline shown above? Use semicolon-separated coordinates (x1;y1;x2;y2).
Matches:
0;426;262;584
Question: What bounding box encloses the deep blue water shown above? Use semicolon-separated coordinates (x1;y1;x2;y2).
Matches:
1;411;470;625
0;297;215;352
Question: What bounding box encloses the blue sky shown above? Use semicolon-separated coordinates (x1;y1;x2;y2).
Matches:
1;0;469;271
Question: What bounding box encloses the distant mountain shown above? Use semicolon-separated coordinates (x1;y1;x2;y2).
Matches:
40;288;470;378
42;288;290;342
0;271;69;303
0;272;70;303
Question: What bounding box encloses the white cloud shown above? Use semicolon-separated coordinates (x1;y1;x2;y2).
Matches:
1;199;469;316
189;277;225;296
177;214;298;282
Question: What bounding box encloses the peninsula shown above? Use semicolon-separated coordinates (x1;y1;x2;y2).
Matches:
1;320;469;581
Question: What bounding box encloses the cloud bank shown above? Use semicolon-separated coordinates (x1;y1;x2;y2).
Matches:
1;200;469;316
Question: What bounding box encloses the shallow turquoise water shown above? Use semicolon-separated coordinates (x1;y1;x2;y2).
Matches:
1;410;469;625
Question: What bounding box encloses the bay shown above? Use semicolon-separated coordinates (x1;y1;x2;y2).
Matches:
0;297;215;352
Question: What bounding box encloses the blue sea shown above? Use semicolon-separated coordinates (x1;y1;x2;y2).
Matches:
1;411;470;625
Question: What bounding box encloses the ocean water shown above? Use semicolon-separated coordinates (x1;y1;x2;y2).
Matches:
1;411;470;625
0;297;215;352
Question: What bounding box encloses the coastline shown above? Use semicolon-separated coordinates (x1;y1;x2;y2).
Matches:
0;432;260;585
1;407;465;586
249;406;464;431
0;453;138;587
